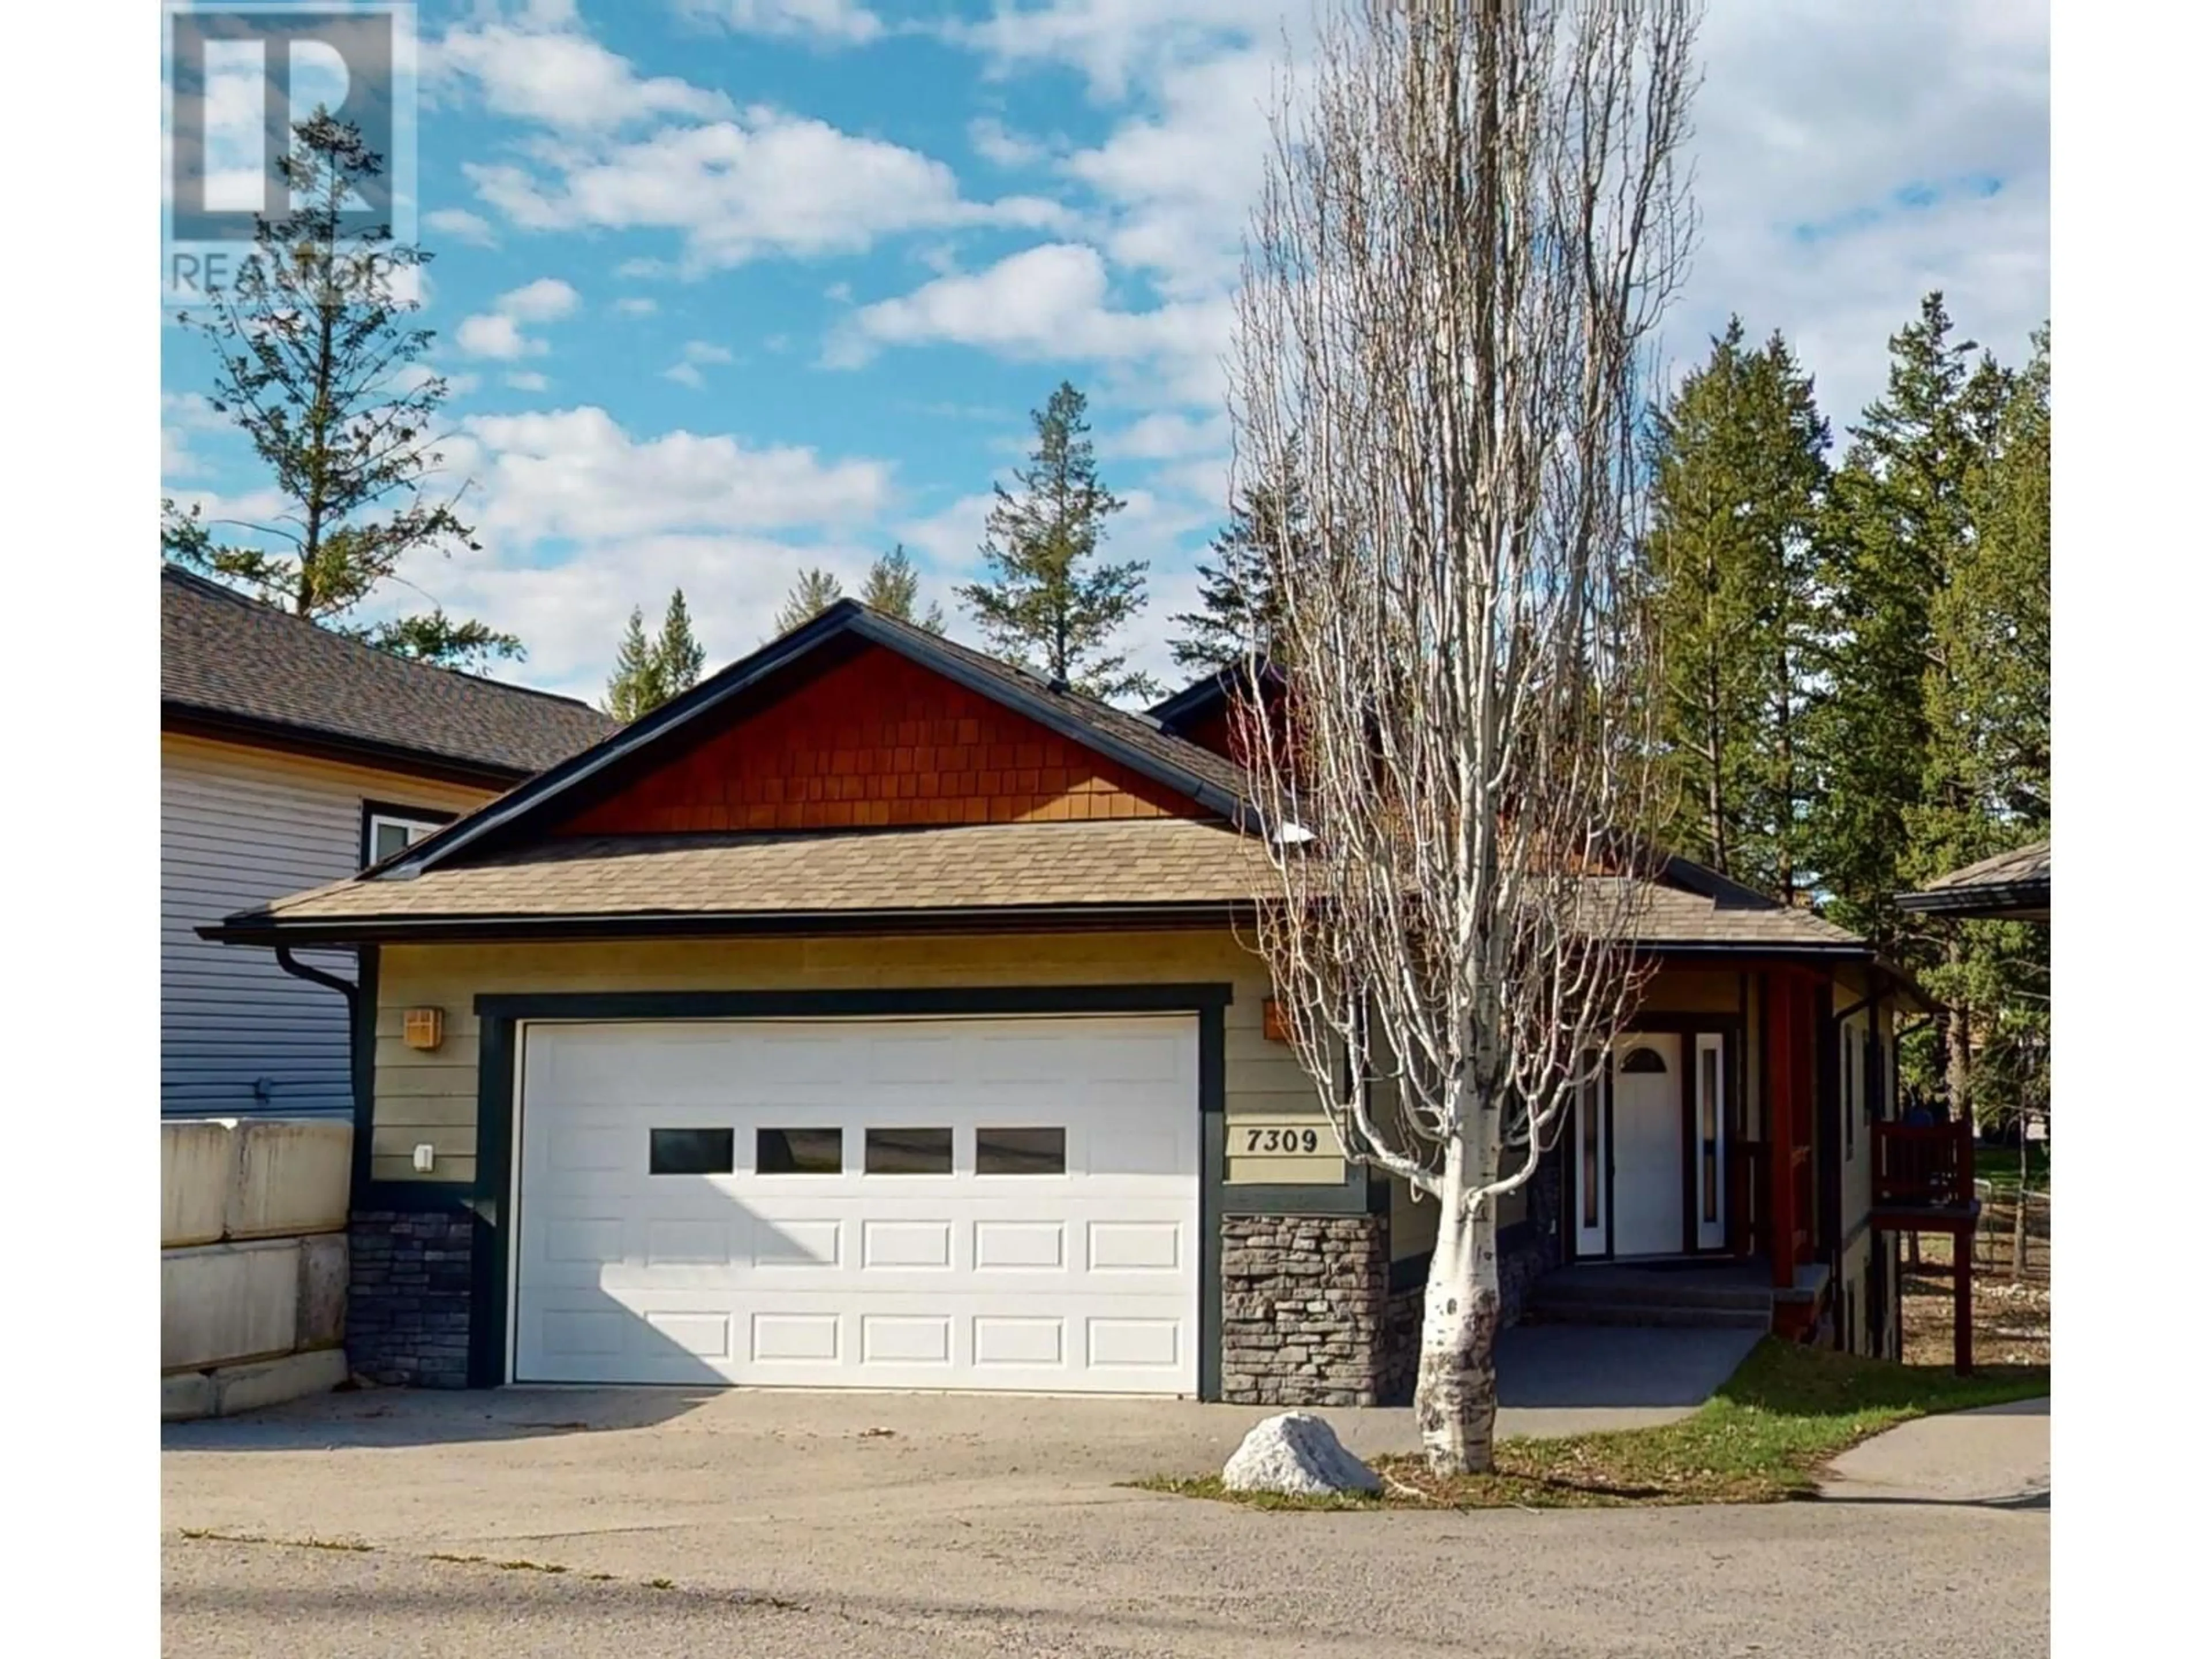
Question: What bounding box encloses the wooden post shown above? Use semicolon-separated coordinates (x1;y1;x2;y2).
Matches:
1764;971;1796;1290
1953;1235;1972;1375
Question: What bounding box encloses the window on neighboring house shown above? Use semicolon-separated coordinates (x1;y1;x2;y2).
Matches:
363;806;454;868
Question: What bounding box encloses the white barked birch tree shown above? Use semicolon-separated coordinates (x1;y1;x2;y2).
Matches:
1229;0;1701;1475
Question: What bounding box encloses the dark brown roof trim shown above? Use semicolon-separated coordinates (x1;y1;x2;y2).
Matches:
1894;879;2051;917
199;900;1249;947
162;703;535;790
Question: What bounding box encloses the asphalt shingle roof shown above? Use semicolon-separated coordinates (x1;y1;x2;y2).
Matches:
161;563;614;778
214;815;1868;953
1915;841;2050;893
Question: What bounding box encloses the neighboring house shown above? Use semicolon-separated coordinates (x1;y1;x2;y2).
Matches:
162;564;613;1118
206;600;1920;1399
1897;841;2051;922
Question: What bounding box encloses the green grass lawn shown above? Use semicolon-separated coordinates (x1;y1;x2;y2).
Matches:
1137;1339;2049;1511
1970;1141;2050;1197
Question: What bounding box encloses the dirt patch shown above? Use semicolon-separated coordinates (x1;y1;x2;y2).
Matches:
1899;1230;2050;1369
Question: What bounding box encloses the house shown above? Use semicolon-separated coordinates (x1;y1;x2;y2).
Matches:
1897;841;2051;922
204;599;1919;1401
162;563;613;1118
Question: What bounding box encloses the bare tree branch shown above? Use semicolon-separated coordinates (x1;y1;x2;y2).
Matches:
1228;0;1700;1476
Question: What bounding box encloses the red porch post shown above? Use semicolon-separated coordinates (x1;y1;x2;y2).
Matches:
1764;969;1798;1290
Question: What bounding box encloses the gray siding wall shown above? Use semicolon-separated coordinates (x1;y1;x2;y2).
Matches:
161;734;489;1117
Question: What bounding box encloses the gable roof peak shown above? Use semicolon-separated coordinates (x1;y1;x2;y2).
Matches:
371;592;1252;878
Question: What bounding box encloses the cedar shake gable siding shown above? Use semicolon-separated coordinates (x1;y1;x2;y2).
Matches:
557;642;1206;835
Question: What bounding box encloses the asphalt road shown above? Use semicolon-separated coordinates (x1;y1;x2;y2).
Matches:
162;1385;2049;1657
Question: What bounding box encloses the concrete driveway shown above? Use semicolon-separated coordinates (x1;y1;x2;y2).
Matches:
163;1351;2048;1658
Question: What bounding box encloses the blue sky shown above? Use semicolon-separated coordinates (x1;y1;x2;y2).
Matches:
160;0;2050;706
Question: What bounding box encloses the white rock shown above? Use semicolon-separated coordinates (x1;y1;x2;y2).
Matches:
1221;1412;1382;1497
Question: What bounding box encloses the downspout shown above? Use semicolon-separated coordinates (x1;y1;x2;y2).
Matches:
275;943;358;1012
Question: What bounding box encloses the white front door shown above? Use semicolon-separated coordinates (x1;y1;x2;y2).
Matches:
1610;1033;1684;1257
512;1014;1200;1394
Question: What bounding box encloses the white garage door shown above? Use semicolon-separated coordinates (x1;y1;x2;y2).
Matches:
512;1014;1200;1393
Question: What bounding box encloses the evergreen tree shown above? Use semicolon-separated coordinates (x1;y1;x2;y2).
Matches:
860;544;945;632
1808;293;2010;953
1908;328;2050;1122
1169;441;1308;673
1641;320;1830;901
604;590;710;722
960;382;1154;701
656;588;705;696
160;112;520;671
604;607;662;722
774;567;846;635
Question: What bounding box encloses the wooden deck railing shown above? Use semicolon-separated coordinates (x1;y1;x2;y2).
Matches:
1873;1119;1976;1209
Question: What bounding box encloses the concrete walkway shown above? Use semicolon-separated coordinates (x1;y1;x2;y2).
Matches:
1820;1397;2051;1507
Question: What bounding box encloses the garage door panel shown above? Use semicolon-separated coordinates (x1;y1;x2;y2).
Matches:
514;1016;1199;1393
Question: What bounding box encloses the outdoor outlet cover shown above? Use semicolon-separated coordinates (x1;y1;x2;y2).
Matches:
412;1143;435;1173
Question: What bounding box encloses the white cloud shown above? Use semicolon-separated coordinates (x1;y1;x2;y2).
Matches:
456;314;534;359
897;491;998;569
1061;42;1275;301
431;9;733;132
968;115;1049;167
381;403;903;696
950;0;1278;101
1672;0;2050;431
425;207;498;247
1101;410;1232;462
678;1;884;44
830;243;1232;402
505;371;551;391
498;276;582;322
465;108;1073;272
454;278;583;359
161;392;228;479
614;296;658;316
387;532;894;699
662;339;737;387
451;406;894;543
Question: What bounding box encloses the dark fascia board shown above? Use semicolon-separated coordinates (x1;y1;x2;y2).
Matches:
372;601;1249;882
163;703;534;791
472;982;1234;1021
1895;880;2051;919
200;910;1872;956
1146;657;1284;732
1642;941;1870;962
198;899;1248;948
1654;851;1796;911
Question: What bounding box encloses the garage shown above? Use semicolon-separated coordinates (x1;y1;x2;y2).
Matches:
510;1014;1202;1393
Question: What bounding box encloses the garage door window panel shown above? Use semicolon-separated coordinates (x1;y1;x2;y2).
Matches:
756;1127;844;1174
976;1127;1067;1176
649;1128;735;1175
864;1127;954;1175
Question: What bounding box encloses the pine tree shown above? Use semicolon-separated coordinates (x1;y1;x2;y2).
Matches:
859;544;945;632
959;382;1154;702
1810;293;2018;1112
160;112;520;671
1809;293;2010;952
656;588;705;696
604;607;663;722
604;590;710;722
1909;327;2050;1124
1641;320;1829;900
774;567;846;636
1169;442;1307;673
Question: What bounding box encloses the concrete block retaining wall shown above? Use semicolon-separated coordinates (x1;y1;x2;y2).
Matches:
161;1118;353;1421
